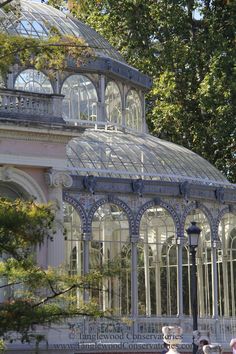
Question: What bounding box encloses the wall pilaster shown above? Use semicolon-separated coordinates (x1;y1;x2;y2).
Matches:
45;170;73;267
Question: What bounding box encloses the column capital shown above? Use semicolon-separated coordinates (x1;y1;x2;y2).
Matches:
131;234;139;243
82;232;92;241
212;239;222;249
176;236;186;246
45;169;73;188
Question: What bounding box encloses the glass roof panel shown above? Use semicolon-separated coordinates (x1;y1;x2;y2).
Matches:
66;129;230;186
0;0;125;63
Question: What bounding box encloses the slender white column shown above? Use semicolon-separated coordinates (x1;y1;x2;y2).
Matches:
83;232;91;303
222;254;229;316
177;237;183;317
122;85;126;127
230;250;235;316
155;254;161;315
45;170;73;267
221;220;229;316
144;242;151;315
197;257;205;317
131;234;139;318
212;240;219;319
7;70;14;89
98;74;106;121
141;92;146;133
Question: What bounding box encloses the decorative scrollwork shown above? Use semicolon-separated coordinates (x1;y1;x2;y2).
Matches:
87;196;135;234
135;199;181;237
179;181;191;201
181;202;215;238
153;196;161;205
83;175;97;194
132;179;144;197
45;170;73;188
215;187;225;204
215;205;236;235
63;192;88;233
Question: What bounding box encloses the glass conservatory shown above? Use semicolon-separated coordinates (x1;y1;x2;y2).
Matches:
0;1;235;353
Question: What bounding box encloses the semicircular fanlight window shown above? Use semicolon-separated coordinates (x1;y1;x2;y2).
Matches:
14;69;53;94
62;74;98;122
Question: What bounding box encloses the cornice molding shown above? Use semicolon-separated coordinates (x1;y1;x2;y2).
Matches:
70;175;236;204
0;154;67;169
0;123;83;143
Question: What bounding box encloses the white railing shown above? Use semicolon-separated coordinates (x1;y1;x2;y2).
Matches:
0;88;63;118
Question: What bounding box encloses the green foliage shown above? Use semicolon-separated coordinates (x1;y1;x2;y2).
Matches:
0;1;93;79
0;199;54;258
0;198;104;347
70;0;236;182
0;33;93;78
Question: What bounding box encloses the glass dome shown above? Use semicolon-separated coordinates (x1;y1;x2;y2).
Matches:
67;129;230;185
0;0;124;62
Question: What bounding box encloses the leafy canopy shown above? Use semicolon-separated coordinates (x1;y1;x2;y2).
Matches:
0;198;104;347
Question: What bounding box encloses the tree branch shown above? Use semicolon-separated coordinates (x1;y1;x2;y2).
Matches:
0;0;14;8
32;284;77;308
0;281;22;289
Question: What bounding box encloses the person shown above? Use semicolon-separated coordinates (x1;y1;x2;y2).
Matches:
197;339;209;354
230;338;236;354
161;342;169;354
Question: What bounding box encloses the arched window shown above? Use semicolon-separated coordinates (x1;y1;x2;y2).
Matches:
14;69;53;93
91;203;130;315
139;207;176;316
61;75;97;122
184;209;211;317
105;81;122;125
125;89;142;131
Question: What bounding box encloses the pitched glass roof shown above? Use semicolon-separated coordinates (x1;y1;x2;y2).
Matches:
0;0;124;62
67;129;230;185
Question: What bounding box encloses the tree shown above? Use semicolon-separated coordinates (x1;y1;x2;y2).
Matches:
67;0;236;183
0;198;103;350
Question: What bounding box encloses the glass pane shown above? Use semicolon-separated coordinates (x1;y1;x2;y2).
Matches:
67;130;229;184
125;89;142;132
218;214;236;316
139;207;176;316
63;203;83;276
184;209;212;316
105;81;122;125
14;69;53;94
15;19;47;38
90;203;130;315
62;75;97;122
